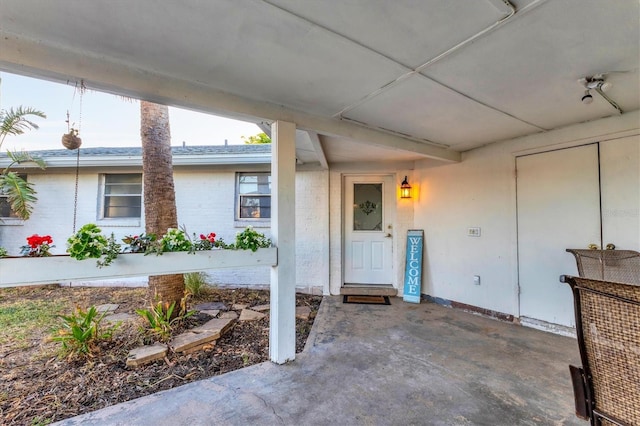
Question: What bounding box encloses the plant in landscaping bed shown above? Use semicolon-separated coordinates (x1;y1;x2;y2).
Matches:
20;234;54;257
51;305;118;358
66;223;121;267
233;226;271;252
122;233;157;253
0;246;7;257
184;272;208;297
136;296;195;342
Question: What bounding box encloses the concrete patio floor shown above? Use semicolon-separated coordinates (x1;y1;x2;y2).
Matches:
57;296;583;425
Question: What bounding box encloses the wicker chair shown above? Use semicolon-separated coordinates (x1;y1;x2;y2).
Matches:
561;275;640;425
565;249;640;285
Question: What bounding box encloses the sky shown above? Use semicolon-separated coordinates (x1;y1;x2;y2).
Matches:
0;72;261;151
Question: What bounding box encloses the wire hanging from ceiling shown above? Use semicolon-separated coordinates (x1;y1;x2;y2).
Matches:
62;80;86;233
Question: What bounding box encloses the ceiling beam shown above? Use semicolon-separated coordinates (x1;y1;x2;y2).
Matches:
0;32;461;163
306;132;329;170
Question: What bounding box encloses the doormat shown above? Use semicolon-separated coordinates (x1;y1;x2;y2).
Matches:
343;295;391;305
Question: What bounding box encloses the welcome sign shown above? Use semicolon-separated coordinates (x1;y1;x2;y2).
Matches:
403;230;424;303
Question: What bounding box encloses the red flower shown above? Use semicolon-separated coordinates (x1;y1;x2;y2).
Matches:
27;234;51;248
199;232;216;243
21;234;54;257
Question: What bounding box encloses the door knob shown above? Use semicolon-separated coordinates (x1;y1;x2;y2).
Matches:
605;243;616;250
385;233;392;238
588;244;599;250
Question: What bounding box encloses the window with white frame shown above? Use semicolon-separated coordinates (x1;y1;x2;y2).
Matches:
237;172;271;219
0;174;26;219
102;173;142;218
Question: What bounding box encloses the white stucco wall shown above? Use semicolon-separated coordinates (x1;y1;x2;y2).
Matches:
414;111;640;317
183;168;330;294
0;166;329;294
0;171;141;257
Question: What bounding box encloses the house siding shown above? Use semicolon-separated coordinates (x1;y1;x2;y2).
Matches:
0;165;329;294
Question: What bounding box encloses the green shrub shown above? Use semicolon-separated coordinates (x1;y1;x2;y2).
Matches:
52;306;117;358
136;298;194;342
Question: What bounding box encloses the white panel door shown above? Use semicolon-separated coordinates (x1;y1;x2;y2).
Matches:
600;136;640;251
517;144;601;327
344;175;394;285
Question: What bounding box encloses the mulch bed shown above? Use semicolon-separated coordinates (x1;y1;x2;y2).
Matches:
0;285;322;425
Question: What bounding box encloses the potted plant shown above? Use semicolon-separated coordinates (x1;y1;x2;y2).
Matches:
61;128;82;150
0;225;277;288
66;223;120;267
20;234;54;257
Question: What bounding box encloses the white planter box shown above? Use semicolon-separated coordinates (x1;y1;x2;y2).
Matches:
0;248;277;288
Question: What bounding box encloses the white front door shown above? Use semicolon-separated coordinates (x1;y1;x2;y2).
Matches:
344;175;394;285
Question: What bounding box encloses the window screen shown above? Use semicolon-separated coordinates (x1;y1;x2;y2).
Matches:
237;172;271;219
103;174;142;218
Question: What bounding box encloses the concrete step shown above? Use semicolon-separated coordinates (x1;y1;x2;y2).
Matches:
340;286;397;296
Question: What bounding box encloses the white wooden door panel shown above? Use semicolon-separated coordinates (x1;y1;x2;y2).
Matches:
600;136;640;251
344;175;394;285
517;144;601;327
351;241;364;270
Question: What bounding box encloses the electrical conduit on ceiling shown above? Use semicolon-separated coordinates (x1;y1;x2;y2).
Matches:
262;0;549;146
334;0;550;131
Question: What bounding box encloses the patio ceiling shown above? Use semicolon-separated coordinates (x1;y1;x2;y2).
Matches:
0;0;638;165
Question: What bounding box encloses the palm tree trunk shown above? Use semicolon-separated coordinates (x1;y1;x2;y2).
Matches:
140;101;184;308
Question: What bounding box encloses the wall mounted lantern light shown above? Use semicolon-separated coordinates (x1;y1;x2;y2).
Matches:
400;176;412;199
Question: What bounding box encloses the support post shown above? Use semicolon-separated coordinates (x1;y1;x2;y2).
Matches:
270;120;297;364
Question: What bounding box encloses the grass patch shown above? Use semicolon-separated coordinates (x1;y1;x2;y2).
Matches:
0;298;65;346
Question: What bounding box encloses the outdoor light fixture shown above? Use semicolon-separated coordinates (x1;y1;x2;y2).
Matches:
400;176;412;199
578;74;623;114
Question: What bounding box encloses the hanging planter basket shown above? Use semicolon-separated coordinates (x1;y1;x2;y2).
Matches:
61;131;82;150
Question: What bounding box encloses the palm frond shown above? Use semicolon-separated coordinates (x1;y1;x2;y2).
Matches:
0;106;47;148
6;150;47;169
0;172;37;220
